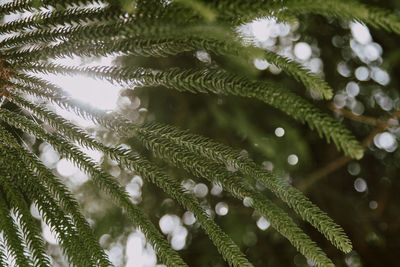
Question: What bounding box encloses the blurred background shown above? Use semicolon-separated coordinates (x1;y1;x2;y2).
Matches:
6;0;400;266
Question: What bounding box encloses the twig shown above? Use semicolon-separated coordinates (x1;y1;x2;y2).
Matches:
329;103;385;127
298;108;400;192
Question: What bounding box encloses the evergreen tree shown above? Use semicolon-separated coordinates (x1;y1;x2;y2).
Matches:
0;0;399;266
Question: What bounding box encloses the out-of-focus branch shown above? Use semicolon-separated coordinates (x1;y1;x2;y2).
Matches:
298;108;400;192
329;103;385;127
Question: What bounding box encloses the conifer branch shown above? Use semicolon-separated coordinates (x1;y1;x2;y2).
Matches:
120;153;254;267
0;176;51;267
0;235;8;266
0;236;7;267
282;0;400;34
299;108;400;191
0;190;31;267
131;122;353;253
204;0;400;32
0;125;113;267
0;7;114;35
261;50;333;99
0;0;102;15
8;22;333;99
23;63;361;158
0;109;187;267
10;77;125;129
10;94;254;267
1;0;398;265
0;146;97;266
133;129;335;266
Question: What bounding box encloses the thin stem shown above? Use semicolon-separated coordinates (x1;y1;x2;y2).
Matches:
329;103;384;127
299;108;400;192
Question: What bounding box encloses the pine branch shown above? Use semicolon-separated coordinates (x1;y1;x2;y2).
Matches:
0;235;8;267
0;175;51;267
261;50;333;99
10;76;125;129
1;0;398;265
0;125;113;267
0;146;97;266
0;7;116;35
174;0;217;22
10;94;254;267
282;0;400;34
133;129;335;266
299;108;400;191
24;63;361;158
201;0;296;25
131;122;354;253
4;38;187;62
0;0;102;15
7;20;334;99
1;17;227;49
202;0;400;32
0;109;187;267
0;189;31;267
121;154;254;267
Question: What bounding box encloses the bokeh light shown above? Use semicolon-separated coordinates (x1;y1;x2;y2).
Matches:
194;183;208;198
287;154;299;165
354;178;368;193
374;132;398;152
159;214;188;251
256;217;270;231
254;58;269;70
294;42;312;61
215;202;229;216
350;22;372;45
275;127;285;137
182;211;196;226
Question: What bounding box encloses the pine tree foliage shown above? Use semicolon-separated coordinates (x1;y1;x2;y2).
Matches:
0;191;32;266
130;122;354;254
18;62;363;158
9;94;253;267
0;170;51;267
0;0;398;266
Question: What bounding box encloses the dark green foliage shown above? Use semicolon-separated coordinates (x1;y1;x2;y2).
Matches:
0;0;399;266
